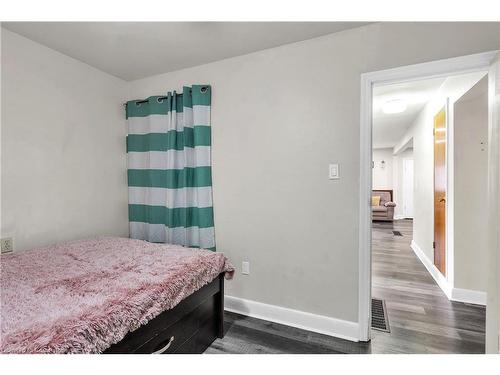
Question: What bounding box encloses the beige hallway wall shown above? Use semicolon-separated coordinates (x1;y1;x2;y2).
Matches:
454;77;489;293
372;148;394;190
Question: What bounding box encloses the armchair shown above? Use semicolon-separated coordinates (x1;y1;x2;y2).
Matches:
372;190;396;221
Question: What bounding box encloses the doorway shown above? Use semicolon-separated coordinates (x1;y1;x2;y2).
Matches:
358;51;499;353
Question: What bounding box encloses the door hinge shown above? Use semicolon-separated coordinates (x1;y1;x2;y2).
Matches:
433;241;436;249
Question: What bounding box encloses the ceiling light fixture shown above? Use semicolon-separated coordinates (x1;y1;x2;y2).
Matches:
382;99;407;114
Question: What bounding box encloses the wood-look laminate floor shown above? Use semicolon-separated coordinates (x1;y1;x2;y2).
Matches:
206;220;485;354
206;311;370;354
370;219;485;353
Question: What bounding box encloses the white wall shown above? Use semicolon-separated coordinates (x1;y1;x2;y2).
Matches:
1;29;129;251
127;23;500;324
395;72;487;263
372;148;394;190
454;77;489;292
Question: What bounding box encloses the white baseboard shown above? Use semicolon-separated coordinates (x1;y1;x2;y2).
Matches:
224;295;359;342
450;287;487;305
410;240;452;298
410;240;486;305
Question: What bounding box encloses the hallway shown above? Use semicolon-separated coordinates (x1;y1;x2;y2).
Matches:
371;220;486;353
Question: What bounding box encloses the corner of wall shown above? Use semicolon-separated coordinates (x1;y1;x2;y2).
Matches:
410;240;486;305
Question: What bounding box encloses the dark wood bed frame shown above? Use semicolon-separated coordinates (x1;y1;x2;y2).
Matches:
104;273;225;354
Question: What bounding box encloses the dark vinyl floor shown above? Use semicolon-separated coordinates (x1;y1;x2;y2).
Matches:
206;219;485;354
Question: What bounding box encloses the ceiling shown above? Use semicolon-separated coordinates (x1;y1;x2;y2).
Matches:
3;22;370;81
372;77;447;149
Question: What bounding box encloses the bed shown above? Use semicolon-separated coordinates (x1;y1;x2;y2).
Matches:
0;237;234;354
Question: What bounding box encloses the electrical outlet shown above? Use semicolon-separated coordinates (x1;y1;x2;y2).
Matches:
1;237;13;253
242;261;250;275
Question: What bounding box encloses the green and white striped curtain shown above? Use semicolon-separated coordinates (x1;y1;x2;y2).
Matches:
126;85;215;250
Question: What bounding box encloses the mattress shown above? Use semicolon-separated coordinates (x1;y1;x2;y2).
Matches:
0;237;233;354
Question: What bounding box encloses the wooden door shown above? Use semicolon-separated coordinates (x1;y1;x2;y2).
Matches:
434;107;446;276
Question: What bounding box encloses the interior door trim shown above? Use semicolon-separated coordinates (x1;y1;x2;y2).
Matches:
358;50;498;342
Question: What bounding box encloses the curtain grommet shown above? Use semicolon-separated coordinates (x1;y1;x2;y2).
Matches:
200;86;208;93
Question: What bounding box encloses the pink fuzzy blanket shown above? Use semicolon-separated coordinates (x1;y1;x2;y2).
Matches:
0;237;234;354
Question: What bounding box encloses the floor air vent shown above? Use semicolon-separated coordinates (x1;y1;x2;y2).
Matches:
392;230;403;236
372;298;390;332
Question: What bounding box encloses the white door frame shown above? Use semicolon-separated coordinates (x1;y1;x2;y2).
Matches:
402;157;414;219
358;50;499;341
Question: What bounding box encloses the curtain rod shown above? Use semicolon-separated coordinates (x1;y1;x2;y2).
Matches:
122;95;172;107
122;86;208;107
122;89;193;107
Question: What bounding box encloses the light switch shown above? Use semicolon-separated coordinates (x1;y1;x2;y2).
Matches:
242;261;250;275
329;164;340;179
